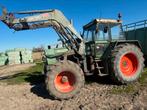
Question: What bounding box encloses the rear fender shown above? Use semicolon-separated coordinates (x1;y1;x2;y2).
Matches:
114;40;142;50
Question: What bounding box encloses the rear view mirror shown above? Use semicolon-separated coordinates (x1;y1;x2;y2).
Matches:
104;26;108;33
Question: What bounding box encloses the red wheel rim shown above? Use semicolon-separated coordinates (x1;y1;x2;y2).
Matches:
54;71;76;93
120;53;138;76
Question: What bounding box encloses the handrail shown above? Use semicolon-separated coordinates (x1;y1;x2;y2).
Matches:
123;19;147;31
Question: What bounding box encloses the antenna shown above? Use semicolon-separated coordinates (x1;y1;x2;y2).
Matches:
99;10;102;20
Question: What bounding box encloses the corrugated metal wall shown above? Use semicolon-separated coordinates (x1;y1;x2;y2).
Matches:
125;27;147;56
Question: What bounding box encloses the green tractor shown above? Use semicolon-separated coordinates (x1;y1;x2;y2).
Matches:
44;18;144;99
0;7;144;100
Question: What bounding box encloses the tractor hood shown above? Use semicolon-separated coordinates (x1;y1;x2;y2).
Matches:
45;48;68;65
45;48;68;58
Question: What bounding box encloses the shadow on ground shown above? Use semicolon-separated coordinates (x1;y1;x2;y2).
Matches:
25;73;55;100
30;83;55;100
0;72;44;84
85;74;118;85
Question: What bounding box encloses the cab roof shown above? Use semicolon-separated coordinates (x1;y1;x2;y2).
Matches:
83;19;122;30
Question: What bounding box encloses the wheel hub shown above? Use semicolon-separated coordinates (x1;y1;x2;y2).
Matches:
120;53;138;76
122;61;128;67
54;71;76;93
61;76;68;83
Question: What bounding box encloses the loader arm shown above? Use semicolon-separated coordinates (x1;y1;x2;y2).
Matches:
0;7;85;55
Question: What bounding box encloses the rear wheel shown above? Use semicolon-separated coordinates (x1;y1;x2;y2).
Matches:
111;44;144;84
45;60;85;100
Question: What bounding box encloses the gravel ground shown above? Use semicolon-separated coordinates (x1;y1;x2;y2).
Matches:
0;78;147;110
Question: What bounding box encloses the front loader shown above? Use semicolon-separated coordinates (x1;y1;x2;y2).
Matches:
0;7;144;100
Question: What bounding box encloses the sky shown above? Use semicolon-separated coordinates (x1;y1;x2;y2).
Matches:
0;0;147;52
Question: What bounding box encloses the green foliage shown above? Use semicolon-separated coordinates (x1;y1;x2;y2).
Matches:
111;70;147;94
0;62;44;85
138;69;147;86
111;84;136;94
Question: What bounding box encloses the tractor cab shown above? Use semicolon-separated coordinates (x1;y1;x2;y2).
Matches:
82;19;124;58
83;19;124;42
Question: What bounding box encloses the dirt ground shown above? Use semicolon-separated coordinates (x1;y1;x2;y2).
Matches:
0;76;147;110
0;64;36;78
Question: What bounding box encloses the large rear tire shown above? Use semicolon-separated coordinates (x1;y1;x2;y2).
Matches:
111;44;144;84
45;60;85;100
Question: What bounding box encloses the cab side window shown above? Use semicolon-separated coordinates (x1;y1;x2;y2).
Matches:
84;30;93;42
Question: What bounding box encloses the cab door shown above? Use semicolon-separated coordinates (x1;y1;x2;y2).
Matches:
84;30;95;57
94;30;110;59
84;29;110;59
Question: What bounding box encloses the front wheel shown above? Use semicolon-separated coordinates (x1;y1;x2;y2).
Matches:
111;44;144;84
45;61;85;100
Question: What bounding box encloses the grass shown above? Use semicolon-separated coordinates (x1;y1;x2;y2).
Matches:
110;84;136;94
0;62;44;85
138;68;147;86
111;69;147;94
